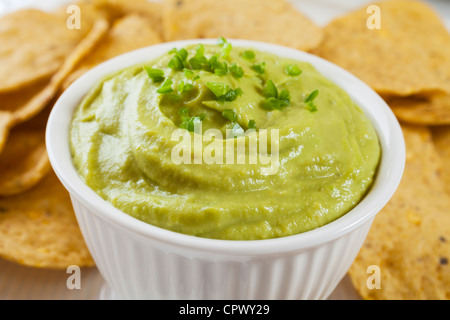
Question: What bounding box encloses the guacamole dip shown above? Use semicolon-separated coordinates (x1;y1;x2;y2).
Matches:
70;40;381;240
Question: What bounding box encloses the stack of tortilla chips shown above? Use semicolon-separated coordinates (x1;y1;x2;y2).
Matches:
314;0;450;300
0;0;448;299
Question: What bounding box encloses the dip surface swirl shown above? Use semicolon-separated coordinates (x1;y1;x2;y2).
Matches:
70;41;381;240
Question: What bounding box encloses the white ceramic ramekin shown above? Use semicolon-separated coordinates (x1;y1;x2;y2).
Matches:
46;39;405;300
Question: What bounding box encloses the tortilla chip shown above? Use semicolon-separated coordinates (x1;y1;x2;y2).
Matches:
162;0;323;51
0;9;97;93
78;0;164;36
76;14;161;67
0;78;50;113
10;18;109;126
388;94;450;126
62;14;162;89
0;111;13;156
0;130;50;198
432;126;450;195
0;18;108;193
0;107;52;197
314;0;450;97
0;170;94;268
348;125;450;300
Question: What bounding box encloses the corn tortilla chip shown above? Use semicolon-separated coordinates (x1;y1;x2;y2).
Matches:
0;18;108;196
0;78;50;114
0;111;13;156
388;94;450;126
314;0;450;97
0;131;50;197
78;0;164;37
0;170;94;268
63;14;162;89
162;0;323;51
0;104;54;196
348;125;450;300
10;18;109;126
432;126;450;195
0;108;51;197
0;9;96;93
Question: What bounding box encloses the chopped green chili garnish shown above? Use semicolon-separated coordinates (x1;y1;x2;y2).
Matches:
187;41;232;76
263;80;278;98
179;108;206;132
304;89;319;112
168;47;188;71
178;80;194;94
189;44;208;70
168;56;183;70
206;82;243;102
248;119;256;130
218;37;232;58
222;109;238;122
220;106;244;137
262;97;290;110
181;117;201;132
222;43;232;58
183;69;200;82
251;62;266;74
229;63;244;78
241;50;255;61
143;66;165;82
217;37;227;45
169;47;188;61
261;80;290;110
189;56;208;70
278;89;290;102
206;81;230;97
221;87;242;102
306;103;318;112
208;54;228;76
305;89;319;103
285;64;302;76
156;78;174;94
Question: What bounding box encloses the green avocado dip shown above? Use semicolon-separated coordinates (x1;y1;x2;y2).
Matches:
70;39;381;240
